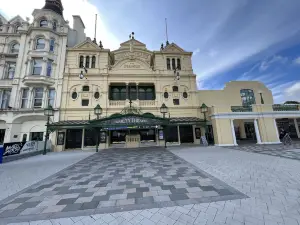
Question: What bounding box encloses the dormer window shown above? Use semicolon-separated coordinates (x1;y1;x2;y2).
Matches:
40;20;48;28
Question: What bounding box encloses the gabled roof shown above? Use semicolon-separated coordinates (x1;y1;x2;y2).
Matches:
71;38;101;50
0;14;8;24
120;39;146;47
8;15;25;24
162;43;186;53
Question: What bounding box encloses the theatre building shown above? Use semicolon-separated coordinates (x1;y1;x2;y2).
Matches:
49;35;300;151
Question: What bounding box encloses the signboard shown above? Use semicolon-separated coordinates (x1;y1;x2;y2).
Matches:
21;141;37;153
57;132;65;145
99;131;107;143
159;130;164;140
195;128;201;139
3;142;25;157
201;136;208;146
100;115;166;127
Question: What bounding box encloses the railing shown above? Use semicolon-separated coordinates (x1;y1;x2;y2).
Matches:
272;104;299;111
231;106;252;112
139;100;156;107
109;100;126;107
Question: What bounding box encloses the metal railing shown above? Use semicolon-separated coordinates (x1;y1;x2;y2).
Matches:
272;104;299;111
231;106;252;112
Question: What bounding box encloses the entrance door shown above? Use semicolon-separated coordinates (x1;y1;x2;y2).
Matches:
66;129;82;149
110;130;126;144
140;129;156;142
180;125;194;143
245;123;256;140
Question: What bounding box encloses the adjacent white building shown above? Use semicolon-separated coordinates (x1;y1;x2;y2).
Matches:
0;0;86;144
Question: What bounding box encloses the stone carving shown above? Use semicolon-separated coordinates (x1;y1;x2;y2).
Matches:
122;62;142;69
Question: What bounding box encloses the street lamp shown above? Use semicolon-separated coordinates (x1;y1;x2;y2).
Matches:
43;105;54;155
94;104;103;152
160;103;169;148
200;103;208;144
258;91;264;104
160;103;168;118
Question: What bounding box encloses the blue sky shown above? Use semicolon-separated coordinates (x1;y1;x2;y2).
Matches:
2;0;300;103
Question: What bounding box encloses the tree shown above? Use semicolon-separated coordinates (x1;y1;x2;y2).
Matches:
284;101;300;104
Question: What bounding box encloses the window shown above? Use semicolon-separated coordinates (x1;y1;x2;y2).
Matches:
36;38;45;50
177;58;181;70
79;56;84;68
110;86;127;100
21;89;29;108
82;86;89;92
50;39;55;52
172;86;179;92
164;92;169;99
167;58;171;70
53;20;57;31
46;60;53;76
71;92;78;100
33;88;43;108
30;132;43;141
94;92;100;99
48;89;55;107
6;62;16;79
85;56;90;68
0;90;11;109
22;134;27;142
32;59;43;75
91;56;96;68
240;89;256;106
172;58;176;70
138;86;155;100
183;92;188;99
82;99;89;106
40;20;48;27
173;99;180;105
11;43;20;53
129;86;137;100
146;88;154;100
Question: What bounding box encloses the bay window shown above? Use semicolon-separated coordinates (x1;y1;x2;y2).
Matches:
21;89;29;108
32;58;43;75
0;90;11;109
33;88;43;108
48;89;55;107
36;38;45;50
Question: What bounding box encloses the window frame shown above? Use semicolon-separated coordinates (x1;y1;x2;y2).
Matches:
6;62;16;79
85;56;90;68
79;56;84;68
21;88;29;109
52;20;57;31
167;58;171;70
82;86;90;92
240;89;256;106
48;89;55;107
32;58;43;75
81;99;89;106
173;99;180;105
0;89;11;109
91;56;96;68
172;58;176;70
35;38;46;50
46;60;53;77
49;39;55;52
40;19;48;28
10;42;20;53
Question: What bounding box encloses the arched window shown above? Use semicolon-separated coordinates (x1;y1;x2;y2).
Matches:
49;39;55;52
111;87;119;100
172;58;176;70
177;58;181;70
85;56;90;68
79;56;84;68
167;58;171;70
82;86;90;92
172;86;179;92
52;20;57;31
138;88;145;100
240;89;256;106
91;56;96;68
120;88;127;100
11;42;20;53
36;38;45;50
7;62;16;79
146;88;154;100
40;19;48;27
129;86;137;100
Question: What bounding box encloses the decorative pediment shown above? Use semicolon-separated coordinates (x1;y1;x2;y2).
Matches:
120;39;146;49
9;15;25;24
114;50;152;65
162;43;185;53
72;38;100;50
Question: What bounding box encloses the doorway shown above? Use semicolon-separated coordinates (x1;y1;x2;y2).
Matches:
180;125;194;143
66;129;82;149
110;130;127;144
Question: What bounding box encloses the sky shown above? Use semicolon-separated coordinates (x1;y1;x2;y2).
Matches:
1;0;300;103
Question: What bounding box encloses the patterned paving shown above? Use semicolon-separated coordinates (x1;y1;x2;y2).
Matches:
0;147;245;224
224;142;300;160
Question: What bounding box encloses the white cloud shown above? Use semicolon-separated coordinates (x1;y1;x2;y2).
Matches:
193;48;200;56
0;0;120;50
259;55;288;72
293;57;300;65
271;81;300;103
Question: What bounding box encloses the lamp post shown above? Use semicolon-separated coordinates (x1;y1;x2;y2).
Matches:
160;103;169;148
258;91;264;104
200;103;208;144
43;105;54;155
94;104;103;152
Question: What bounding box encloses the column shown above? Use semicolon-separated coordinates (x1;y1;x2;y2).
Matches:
89;55;92;68
81;128;85;150
294;118;300;138
177;126;181;144
83;56;86;68
230;119;237;146
274;119;281;142
254;119;262;144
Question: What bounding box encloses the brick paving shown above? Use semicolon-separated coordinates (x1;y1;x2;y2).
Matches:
0;147;245;224
224;141;300;160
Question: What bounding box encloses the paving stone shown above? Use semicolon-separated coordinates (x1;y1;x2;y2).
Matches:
57;198;77;205
154;195;171;202
80;201;99;210
62;203;83;212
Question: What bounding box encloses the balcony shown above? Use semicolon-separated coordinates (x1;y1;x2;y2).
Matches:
139;100;156;107
273;104;300;111
109;100;157;108
109;100;126;107
231;106;252;112
23;75;55;86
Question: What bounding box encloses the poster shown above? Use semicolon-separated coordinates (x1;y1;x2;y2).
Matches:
195;128;201;139
57;132;65;145
159;130;164;140
99;131;107;143
3;142;25;157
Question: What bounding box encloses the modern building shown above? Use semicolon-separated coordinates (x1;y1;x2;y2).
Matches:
0;0;85;145
48;34;300;151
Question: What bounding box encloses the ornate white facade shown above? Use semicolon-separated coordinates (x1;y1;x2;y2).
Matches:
0;0;86;144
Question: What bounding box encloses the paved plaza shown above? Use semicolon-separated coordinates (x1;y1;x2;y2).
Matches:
0;146;300;225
